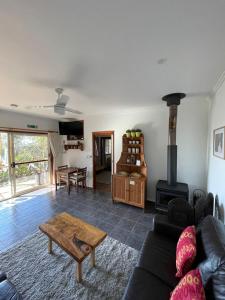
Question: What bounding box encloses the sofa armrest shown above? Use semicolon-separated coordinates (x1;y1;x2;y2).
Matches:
153;214;183;241
0;271;7;282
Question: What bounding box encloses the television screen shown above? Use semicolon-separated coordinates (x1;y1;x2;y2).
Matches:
58;121;84;139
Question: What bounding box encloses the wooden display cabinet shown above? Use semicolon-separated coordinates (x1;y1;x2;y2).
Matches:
112;134;147;209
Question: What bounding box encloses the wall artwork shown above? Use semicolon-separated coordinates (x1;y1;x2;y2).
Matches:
213;127;225;159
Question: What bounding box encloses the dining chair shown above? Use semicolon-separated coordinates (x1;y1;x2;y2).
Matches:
58;165;68;170
70;167;87;191
57;165;68;187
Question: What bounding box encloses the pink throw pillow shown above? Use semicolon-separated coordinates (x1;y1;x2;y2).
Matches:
170;269;206;300
176;225;196;277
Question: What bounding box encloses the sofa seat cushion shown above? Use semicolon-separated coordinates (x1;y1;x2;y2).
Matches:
0;280;22;300
138;231;179;288
122;267;172;300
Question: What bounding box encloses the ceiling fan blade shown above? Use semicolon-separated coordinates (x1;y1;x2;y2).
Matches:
64;107;83;114
57;95;69;106
54;105;65;115
26;105;54;109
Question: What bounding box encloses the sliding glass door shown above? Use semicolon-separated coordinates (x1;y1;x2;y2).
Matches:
13;133;49;194
0;131;49;200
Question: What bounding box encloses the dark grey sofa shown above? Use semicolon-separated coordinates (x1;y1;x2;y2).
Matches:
123;215;225;300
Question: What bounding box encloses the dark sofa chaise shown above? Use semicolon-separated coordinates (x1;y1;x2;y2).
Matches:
0;271;22;300
123;215;225;300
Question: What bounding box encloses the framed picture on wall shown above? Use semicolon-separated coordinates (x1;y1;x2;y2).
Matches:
213;127;225;159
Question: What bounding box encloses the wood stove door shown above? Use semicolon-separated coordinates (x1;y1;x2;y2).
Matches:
128;178;145;208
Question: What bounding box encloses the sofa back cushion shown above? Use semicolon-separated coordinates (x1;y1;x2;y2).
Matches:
195;197;207;225
198;216;225;299
176;226;197;277
195;194;214;225
205;193;214;216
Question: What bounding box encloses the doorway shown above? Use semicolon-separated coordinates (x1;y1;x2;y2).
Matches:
92;131;114;192
0;131;50;201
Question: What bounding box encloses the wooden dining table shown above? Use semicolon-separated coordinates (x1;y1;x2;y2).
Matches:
55;167;78;195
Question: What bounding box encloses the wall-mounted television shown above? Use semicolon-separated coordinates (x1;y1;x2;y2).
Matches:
58;121;84;139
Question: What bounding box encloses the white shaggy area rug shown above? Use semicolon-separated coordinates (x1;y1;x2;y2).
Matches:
0;232;138;300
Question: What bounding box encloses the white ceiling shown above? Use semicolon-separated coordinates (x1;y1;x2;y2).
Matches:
0;0;225;119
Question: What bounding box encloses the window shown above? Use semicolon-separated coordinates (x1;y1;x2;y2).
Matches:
105;139;111;154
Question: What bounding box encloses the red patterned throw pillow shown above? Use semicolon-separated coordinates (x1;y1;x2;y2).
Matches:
170;269;206;300
176;225;196;277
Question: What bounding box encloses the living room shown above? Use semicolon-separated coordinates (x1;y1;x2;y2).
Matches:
0;1;225;299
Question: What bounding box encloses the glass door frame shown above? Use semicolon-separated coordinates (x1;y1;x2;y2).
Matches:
8;132;15;196
0;131;13;200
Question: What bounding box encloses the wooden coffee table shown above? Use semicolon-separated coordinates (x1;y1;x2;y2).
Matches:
39;212;107;282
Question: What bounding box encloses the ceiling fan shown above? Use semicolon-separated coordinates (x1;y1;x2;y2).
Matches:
26;88;82;115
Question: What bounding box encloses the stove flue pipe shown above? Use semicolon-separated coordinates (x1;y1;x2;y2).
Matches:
162;93;186;186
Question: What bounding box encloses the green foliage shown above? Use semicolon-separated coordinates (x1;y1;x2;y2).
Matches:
0;170;9;184
0;135;48;183
14;135;48;162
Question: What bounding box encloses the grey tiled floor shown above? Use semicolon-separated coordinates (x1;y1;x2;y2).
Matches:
0;186;155;252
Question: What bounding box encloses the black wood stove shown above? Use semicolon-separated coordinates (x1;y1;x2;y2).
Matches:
156;93;189;212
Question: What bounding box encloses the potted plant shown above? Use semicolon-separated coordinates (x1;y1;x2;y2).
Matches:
131;130;136;138
135;129;142;137
126;129;131;137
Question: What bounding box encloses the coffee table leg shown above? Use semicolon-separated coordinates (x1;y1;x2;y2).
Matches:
91;248;95;267
76;263;82;282
48;238;53;254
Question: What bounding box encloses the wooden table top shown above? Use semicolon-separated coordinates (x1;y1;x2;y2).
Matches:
39;212;107;262
56;167;78;175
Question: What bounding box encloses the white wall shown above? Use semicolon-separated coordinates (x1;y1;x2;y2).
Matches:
207;79;225;221
62;98;209;201
0;109;58;132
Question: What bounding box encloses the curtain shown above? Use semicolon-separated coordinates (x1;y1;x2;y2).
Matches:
48;132;63;171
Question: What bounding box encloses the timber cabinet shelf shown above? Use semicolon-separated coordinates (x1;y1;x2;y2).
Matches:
123;152;142;155
64;143;84;151
119;163;144;167
112;134;147;210
124;144;142;147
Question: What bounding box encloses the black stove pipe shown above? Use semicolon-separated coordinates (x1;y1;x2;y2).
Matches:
162;93;186;186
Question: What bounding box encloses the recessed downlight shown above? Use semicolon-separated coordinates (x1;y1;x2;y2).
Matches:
10;104;18;108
